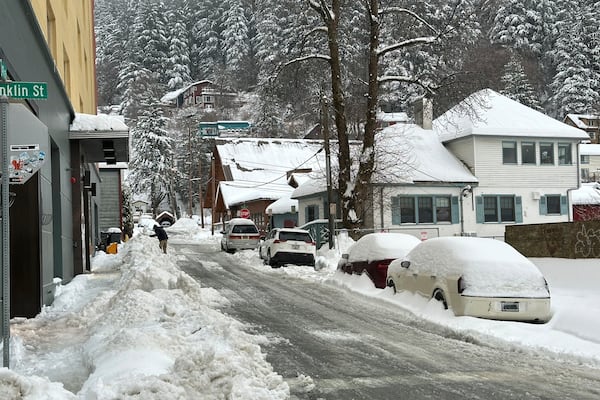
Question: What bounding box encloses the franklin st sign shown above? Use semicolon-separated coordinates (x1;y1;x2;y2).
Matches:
0;81;48;99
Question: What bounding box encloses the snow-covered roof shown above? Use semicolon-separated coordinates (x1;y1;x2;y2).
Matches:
566;114;600;129
580;143;600;156
572;183;600;205
70;113;129;133
434;89;589;141
374;124;478;184
160;80;213;103
216;138;326;208
266;195;298;214
378;111;409;123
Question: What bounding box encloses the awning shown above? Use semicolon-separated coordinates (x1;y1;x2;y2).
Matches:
69;113;129;163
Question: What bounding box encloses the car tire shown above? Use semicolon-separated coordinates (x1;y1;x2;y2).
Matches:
433;289;448;309
267;251;280;268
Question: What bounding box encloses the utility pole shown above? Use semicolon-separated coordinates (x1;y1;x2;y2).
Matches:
198;156;205;228
0;94;10;368
211;155;216;235
321;94;335;249
187;123;192;217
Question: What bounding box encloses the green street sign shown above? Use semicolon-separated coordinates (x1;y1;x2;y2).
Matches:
0;81;47;99
0;59;7;81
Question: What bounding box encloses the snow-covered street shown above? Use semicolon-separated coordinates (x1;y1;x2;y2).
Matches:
1;218;599;399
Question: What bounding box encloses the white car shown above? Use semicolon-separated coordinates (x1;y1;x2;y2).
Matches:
259;228;316;268
220;218;261;253
386;236;552;323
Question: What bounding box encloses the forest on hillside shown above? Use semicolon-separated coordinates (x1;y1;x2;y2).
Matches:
95;0;600;132
94;0;600;226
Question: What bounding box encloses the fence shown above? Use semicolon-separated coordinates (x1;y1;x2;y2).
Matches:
505;221;600;258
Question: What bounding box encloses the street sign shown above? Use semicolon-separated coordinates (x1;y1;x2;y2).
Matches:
240;208;250;218
0;60;7;81
0;81;47;99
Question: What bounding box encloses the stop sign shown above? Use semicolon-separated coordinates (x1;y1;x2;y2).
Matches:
240;208;250;218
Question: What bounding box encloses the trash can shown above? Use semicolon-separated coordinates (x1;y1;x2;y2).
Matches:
99;228;122;252
106;242;118;254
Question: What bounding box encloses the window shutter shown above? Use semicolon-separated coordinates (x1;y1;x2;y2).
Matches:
391;196;400;225
560;195;568;215
539;196;547;216
515;196;523;223
475;196;484;223
304;206;310;224
451;196;459;224
315;205;320;220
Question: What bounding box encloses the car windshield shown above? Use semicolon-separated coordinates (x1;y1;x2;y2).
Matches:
279;232;312;242
232;225;258;234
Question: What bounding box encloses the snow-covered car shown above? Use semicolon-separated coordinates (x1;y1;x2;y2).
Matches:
259;228;316;268
338;232;421;288
386;236;552;323
220;218;261;253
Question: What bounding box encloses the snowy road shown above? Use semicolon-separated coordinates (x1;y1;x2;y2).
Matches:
173;241;600;400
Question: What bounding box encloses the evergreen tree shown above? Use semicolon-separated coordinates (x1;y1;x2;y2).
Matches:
550;1;600;116
135;0;170;85
127;107;174;215
500;52;543;111
222;0;250;89
166;7;192;89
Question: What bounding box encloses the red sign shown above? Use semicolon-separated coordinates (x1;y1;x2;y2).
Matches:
240;208;250;218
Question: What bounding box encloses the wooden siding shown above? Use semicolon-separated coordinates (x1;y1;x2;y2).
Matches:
472;136;580;189
444;136;475;172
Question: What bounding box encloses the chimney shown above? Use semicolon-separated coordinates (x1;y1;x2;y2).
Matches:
414;97;433;130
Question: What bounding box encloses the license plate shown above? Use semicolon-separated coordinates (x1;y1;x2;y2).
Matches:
501;302;519;312
291;244;299;250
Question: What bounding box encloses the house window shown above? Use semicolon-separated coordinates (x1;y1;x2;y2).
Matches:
480;195;518;223
540;195;567;215
558;143;572;165
400;197;415;223
581;154;590;164
305;205;319;223
582;168;590;181
521;142;536;164
418;197;433;223
502;141;517;164
392;195;456;224
195;96;201;104
546;195;561;214
435;197;451;222
540;142;554;165
204;95;213;102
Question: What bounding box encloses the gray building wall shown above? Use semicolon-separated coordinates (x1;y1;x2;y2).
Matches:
1;0;76;314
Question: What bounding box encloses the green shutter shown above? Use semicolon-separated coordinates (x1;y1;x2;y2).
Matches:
476;196;484;223
560;195;568;215
539;196;547;216
391;196;400;225
451;196;459;224
315;205;320;220
304;206;310;224
515;196;523;223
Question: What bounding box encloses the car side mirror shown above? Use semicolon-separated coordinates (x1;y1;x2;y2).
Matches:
400;260;410;269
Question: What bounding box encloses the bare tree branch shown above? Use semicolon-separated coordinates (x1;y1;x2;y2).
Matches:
380;7;440;36
283;54;331;68
377;36;438;57
378;75;438;95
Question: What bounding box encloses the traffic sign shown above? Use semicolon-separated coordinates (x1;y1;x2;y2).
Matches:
240;208;250;218
0;81;47;99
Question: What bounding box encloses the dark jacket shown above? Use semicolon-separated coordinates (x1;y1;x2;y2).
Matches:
151;225;168;240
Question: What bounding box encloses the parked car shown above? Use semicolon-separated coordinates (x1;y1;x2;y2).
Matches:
220;218;261;253
386;236;552;323
338;232;421;288
259;228;316;268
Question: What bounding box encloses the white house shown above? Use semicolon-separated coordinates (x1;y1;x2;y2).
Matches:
579;143;600;182
434;89;588;238
292;89;589;240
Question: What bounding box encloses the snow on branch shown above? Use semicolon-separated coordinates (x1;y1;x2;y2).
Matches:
378;75;438;94
377;36;438;57
379;7;440;36
283;54;331;68
307;0;335;22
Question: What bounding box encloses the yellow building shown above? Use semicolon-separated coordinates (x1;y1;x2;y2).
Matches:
30;0;97;114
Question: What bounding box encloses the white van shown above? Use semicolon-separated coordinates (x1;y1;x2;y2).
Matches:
220;218;260;253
